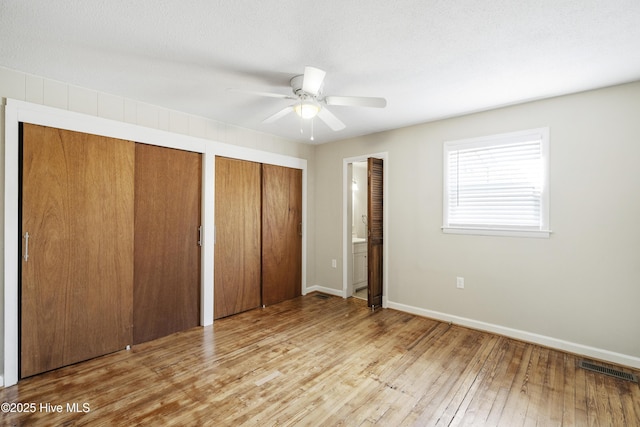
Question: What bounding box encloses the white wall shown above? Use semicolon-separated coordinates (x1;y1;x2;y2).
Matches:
0;66;316;385
314;81;640;368
352;162;367;239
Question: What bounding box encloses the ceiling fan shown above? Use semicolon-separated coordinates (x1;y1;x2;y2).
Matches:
233;66;387;137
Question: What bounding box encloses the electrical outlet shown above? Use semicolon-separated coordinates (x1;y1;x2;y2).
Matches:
331;259;337;268
456;277;465;289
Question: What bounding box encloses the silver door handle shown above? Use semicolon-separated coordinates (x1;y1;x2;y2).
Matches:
23;232;30;261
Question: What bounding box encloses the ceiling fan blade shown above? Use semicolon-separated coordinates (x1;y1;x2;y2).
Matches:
263;106;294;124
227;88;295;99
325;96;387;108
317;107;346;131
302;66;326;96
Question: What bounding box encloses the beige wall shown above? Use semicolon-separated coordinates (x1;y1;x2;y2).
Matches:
314;81;640;363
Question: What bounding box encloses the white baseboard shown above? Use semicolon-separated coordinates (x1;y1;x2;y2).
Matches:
386;300;640;370
304;285;345;298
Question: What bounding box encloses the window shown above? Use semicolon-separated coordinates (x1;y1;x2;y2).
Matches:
442;128;550;238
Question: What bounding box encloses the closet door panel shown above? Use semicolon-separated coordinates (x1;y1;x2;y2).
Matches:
214;157;262;319
21;124;135;378
133;144;201;344
262;164;302;306
367;158;383;308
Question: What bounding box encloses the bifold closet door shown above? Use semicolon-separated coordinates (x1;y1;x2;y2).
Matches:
20;124;135;378
262;164;302;306
133;144;201;344
367;157;383;308
214;157;262;319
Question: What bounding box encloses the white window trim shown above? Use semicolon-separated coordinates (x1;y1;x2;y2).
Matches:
442;127;551;238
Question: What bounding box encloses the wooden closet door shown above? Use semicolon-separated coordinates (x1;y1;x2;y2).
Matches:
21;124;135;378
367;158;383;308
262;164;302;306
133;144;201;344
214;157;262;319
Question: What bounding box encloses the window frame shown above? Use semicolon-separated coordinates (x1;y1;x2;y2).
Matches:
442;127;550;238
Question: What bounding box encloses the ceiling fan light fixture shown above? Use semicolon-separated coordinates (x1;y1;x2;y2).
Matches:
294;101;320;119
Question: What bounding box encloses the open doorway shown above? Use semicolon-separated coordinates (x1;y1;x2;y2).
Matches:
350;161;368;300
344;156;385;309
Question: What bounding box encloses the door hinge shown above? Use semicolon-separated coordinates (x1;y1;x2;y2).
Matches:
198;226;203;247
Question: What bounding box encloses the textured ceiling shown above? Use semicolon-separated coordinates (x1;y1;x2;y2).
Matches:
1;1;640;144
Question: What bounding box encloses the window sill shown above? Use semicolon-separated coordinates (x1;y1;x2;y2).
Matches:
442;226;551;239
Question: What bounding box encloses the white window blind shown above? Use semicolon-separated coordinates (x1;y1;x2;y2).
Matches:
443;128;550;237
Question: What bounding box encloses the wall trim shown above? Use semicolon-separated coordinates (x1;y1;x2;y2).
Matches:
304;285;344;298
386;300;640;370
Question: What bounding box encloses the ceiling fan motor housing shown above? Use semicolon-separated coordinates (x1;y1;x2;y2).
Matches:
290;74;322;98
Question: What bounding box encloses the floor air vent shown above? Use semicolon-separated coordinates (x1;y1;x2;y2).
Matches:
314;294;330;300
578;360;638;383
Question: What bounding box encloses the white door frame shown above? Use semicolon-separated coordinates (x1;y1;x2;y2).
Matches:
342;152;388;304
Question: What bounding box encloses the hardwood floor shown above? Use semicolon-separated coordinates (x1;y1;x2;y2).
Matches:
3;293;639;426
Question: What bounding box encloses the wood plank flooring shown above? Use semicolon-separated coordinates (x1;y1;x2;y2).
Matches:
2;293;639;426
